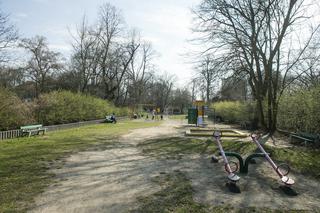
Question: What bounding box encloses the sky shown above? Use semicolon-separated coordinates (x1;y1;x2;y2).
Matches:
2;0;201;87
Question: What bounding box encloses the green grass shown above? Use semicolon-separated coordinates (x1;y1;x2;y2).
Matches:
265;146;320;179
0;120;161;213
139;137;256;158
168;114;187;120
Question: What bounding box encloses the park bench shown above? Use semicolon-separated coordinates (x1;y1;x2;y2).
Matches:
290;132;320;146
20;124;46;137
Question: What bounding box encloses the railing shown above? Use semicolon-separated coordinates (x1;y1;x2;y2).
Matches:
0;117;127;141
45;119;105;132
0;129;22;140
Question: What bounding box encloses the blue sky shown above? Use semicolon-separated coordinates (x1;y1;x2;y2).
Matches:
2;0;200;86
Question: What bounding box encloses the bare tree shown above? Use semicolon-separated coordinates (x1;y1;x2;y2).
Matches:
190;78;197;103
194;0;320;132
195;55;223;102
113;40;140;105
20;36;62;98
70;16;100;93
96;3;124;100
0;9;18;64
170;87;192;113
150;73;175;111
127;30;155;106
0;66;24;88
294;39;320;88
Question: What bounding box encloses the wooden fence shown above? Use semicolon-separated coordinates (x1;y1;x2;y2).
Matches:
0;129;22;140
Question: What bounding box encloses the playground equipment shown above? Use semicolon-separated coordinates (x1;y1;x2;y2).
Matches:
213;131;241;193
211;132;296;195
250;134;294;186
188;100;206;126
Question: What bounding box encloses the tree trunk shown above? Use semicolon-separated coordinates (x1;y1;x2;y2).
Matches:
256;98;266;129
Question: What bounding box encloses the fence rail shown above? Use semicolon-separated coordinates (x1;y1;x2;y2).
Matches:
0;129;22;140
0;117;127;141
45;119;105;132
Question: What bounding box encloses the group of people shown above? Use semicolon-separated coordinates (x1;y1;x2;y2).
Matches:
151;109;163;120
108;109;164;123
138;109;163;120
105;113;117;124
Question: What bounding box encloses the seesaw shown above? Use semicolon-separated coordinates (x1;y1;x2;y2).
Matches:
213;131;241;193
250;134;294;186
211;132;296;195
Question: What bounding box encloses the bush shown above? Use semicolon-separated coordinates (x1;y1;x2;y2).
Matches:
36;91;129;125
211;101;255;123
277;86;320;134
0;88;34;130
211;85;320;134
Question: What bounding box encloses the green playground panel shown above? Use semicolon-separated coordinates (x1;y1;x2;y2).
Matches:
188;108;198;124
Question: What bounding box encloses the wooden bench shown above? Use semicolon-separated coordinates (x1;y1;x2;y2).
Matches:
21;124;46;137
290;132;319;146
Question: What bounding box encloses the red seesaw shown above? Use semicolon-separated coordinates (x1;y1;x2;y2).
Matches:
250;134;294;186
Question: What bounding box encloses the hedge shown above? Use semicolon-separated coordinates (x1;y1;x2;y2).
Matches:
0;90;129;129
211;101;255;123
211;85;320;134
36;91;129;125
0;88;34;130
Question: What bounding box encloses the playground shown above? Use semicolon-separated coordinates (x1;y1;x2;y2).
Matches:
1;0;320;212
16;118;318;212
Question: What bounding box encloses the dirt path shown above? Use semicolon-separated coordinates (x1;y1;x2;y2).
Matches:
30;119;320;212
30;120;183;213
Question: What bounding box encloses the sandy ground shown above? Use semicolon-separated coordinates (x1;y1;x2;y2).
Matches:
30;119;320;213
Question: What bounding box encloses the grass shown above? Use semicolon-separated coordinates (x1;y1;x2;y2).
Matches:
139;137;257;158
265;146;320;179
168;114;187;120
1;121;319;212
0;120;161;213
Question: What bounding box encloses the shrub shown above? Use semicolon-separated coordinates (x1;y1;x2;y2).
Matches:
0;88;34;130
211;85;320;134
211;101;255;123
36;91;129;125
277;86;320;134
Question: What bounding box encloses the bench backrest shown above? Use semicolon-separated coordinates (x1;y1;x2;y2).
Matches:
298;132;319;140
21;124;43;130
